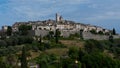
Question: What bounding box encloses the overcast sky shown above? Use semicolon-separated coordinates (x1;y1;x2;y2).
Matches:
0;0;120;33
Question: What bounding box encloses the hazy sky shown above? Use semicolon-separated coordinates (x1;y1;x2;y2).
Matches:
0;0;120;33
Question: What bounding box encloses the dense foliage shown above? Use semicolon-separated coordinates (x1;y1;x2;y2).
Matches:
0;28;120;68
21;46;28;68
18;25;32;35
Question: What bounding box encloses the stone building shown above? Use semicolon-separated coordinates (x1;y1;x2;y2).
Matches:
11;13;113;38
2;25;8;32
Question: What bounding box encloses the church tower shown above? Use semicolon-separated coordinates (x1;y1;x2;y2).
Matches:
56;13;60;22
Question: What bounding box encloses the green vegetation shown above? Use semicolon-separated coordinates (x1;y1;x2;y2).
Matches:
21;46;28;68
90;29;106;35
0;28;120;68
18;24;32;35
55;29;61;43
81;53;120;68
90;29;97;34
109;35;113;42
6;26;12;36
80;29;83;40
84;39;104;53
113;28;116;35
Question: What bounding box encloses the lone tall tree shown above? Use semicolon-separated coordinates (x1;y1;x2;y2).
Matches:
39;35;42;45
80;29;83;40
6;26;12;36
21;46;28;68
113;28;116;35
55;29;61;43
109;35;113;43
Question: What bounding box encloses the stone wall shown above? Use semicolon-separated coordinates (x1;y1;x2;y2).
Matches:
35;30;49;37
28;30;49;37
83;32;120;40
61;30;78;37
28;30;120;40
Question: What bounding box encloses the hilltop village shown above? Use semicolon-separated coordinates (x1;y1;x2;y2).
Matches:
1;13;120;40
1;14;120;68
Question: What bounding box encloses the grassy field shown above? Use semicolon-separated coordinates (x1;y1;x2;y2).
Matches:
27;40;85;59
45;48;68;56
60;40;85;48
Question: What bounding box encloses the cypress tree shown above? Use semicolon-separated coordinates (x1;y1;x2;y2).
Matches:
39;35;42;45
109;35;113;43
6;26;12;36
55;29;59;43
21;46;28;68
113;28;116;35
80;29;83;40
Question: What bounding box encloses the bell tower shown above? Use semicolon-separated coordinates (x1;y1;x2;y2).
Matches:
56;13;60;22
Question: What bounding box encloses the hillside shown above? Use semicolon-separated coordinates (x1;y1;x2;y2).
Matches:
0;25;120;68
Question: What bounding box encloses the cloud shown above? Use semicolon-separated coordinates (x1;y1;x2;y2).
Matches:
2;0;89;20
1;0;120;21
0;0;120;33
88;4;99;9
56;0;89;5
83;11;120;22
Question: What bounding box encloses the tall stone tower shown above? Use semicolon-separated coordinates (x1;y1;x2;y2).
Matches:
56;13;60;22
